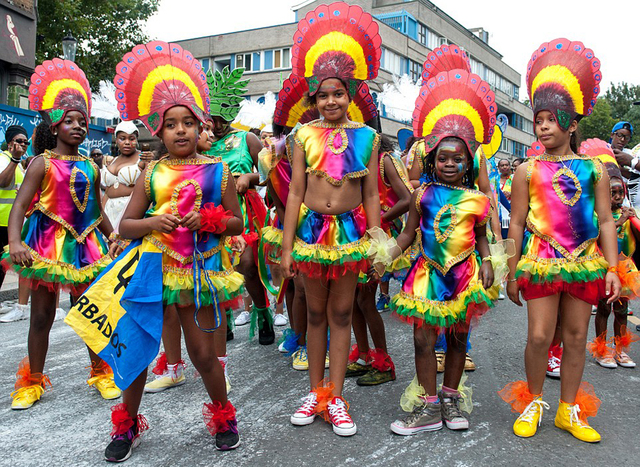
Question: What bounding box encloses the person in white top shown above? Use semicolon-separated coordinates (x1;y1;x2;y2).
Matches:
101;121;153;228
611;122;637;206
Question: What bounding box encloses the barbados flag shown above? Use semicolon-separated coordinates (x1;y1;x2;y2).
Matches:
65;238;164;390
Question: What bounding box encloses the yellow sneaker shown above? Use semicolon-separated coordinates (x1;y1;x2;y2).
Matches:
11;384;45;410
292;347;309;371
464;353;476;371
88;373;122;400
436;351;445;373
554;401;601;443
143;373;186;393
513;397;549;438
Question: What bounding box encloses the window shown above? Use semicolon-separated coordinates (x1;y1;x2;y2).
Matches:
523;118;533;135
500;138;510;153
200;58;210;73
273;48;290;69
410;60;421;83
236;53;251;71
469;57;484;78
418;23;427;46
382;47;404;76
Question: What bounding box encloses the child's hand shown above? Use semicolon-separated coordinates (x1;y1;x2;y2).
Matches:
108;242;123;259
236;174;251;194
605;272;622;304
9;242;32;268
147;214;180;233
229;235;247;255
280;252;296;279
181;211;202;231
507;280;522;306
622;206;636;219
479;261;494;289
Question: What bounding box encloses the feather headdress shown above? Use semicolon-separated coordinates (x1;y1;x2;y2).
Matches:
526;38;602;130
274;74;377;128
413;69;497;157
422;44;470;82
208;66;249;122
291;1;381;97
580;138;620;181
29;58;91;126
113;41;209;135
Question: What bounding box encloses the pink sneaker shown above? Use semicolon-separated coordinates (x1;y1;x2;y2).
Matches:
327;397;357;436
290;392;317;426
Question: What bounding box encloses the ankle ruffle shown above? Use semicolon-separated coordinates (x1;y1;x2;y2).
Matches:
15;357;51;390
498;380;539;414
203;400;237;435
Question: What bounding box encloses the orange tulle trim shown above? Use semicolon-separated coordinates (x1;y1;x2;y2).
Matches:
296;258;370;280
203;400;237;435
618;258;640;298
615;326;639;353
498;380;538;414
370;348;395;376
314;379;336;422
587;333;613;359
570;382;601;422
15;357;51;390
88;359;113;377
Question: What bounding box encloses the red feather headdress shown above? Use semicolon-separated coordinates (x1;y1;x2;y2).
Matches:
580;138;621;181
413;70;496;157
29;58;91;126
422;43;470;83
526;38;602;130
113;41;210;135
291;2;381;97
274;74;377;128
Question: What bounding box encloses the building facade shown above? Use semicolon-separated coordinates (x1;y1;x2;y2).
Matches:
176;0;534;159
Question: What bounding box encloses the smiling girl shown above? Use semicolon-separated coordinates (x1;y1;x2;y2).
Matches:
3;59;119;409
501;39;621;443
281;3;382;436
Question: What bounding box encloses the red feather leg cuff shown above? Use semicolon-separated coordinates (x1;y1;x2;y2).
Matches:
200;203;234;234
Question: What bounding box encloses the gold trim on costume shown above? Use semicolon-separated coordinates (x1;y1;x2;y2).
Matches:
434;204;457;244
327;127;349;155
525;217;598;260
552;167;582;206
170;179;203;219
144;234;224;264
33;204;102;243
69;166;91;213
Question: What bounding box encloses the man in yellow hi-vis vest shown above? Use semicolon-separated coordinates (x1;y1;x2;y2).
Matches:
0;125;27;318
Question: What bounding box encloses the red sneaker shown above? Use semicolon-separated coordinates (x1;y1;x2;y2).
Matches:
290;391;317;426
546;346;562;378
327;397;357;436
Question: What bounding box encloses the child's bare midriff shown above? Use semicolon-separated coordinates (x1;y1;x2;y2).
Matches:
304;176;363;214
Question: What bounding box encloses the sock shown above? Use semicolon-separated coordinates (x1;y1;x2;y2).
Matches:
167;363;183;379
426;395;439;404
442;385;459;397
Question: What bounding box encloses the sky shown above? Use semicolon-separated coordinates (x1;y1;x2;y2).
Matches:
145;0;638;95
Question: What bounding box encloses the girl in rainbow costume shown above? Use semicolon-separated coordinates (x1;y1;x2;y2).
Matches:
501;39;621;443
388;60;502;436
581;140;640;369
67;42;245;461
280;2;382;437
3;59;119;410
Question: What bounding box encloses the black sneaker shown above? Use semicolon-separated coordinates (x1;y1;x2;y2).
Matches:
105;419;141;462
258;317;275;345
226;327;234;342
215;419;240;451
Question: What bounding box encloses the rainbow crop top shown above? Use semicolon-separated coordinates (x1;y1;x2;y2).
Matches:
526;154;602;259
294;119;379;186
258;133;294;206
378;152;413;212
31;151;102;242
613;209;636;258
144;157;229;264
416;182;491;275
205;130;252;176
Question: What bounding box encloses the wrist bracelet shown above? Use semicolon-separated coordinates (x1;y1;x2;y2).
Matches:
481;256;491;262
10;157;20;164
507;278;517;283
607;266;617;274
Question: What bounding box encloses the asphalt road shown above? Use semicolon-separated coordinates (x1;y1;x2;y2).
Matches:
2;290;640;467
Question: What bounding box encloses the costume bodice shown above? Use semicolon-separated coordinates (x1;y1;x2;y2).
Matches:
206;130;252;175
102;158;142;188
258;133;293;206
378;152;412;212
33;150;102;242
145;157;229;264
613;209;636;258
416;182;490;275
526;154;602;259
294;119;379;185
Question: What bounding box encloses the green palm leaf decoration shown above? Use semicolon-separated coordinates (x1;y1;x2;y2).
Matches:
207;66;250;122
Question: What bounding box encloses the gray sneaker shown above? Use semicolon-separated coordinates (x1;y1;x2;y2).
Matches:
390;401;443;435
439;391;469;430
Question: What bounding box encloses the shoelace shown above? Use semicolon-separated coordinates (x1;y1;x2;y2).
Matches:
87;374;115;388
297;349;308;362
548;356;561;369
519;399;550;426
11;385;43;400
567;404;590;428
443;395;465;419
297;394;317;415
328;400;352;425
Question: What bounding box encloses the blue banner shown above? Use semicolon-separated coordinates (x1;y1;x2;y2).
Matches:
0;103;112;157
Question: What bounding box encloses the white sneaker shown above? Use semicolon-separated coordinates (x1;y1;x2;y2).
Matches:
274;313;288;326
0;304;28;322
0;300;17;314
278;341;288;353
498;291;505;300
54;308;66;321
234;310;251;326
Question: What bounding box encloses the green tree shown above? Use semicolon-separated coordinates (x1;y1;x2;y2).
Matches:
605;82;640;148
579;98;615;142
36;0;159;91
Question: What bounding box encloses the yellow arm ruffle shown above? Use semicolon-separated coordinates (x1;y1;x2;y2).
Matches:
391;280;499;329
